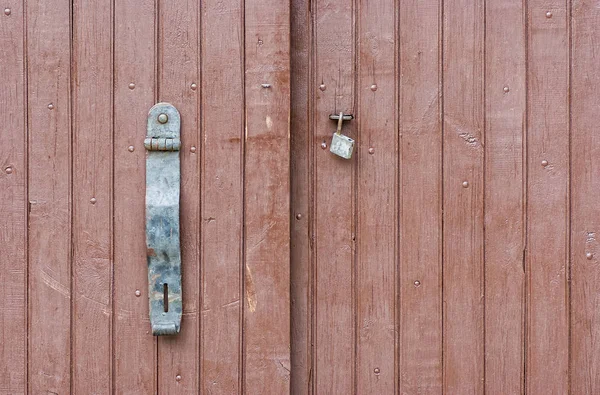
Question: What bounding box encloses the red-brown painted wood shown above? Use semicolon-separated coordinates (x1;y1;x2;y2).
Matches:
157;0;200;391
355;0;396;392
526;2;570;393
113;0;157;392
484;0;526;393
571;1;600;392
243;0;291;391
27;0;72;393
71;0;113;391
442;0;485;392
398;1;443;393
0;0;26;391
200;0;244;392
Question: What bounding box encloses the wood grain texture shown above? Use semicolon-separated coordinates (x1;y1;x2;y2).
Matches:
398;1;443;393
200;0;244;392
113;0;157;392
526;2;570;393
355;0;396;392
26;0;72;392
442;0;485;392
571;0;600;392
484;0;526;393
290;0;312;392
0;0;26;392
313;0;356;393
243;0;291;391
71;0;113;391
157;0;200;392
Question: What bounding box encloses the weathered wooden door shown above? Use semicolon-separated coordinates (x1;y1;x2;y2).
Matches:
1;0;290;393
289;0;600;394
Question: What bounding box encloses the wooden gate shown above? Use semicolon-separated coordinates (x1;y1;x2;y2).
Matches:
1;0;290;393
2;0;600;394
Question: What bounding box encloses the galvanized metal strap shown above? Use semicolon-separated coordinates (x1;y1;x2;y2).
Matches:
145;102;182;336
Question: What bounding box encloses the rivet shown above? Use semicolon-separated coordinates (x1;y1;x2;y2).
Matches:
295;213;302;220
546;11;552;18
190;146;197;153
175;375;182;382
4;8;10;15
128;145;135;152
374;368;380;374
5;166;13;174
586;252;593;260
47;103;54;110
368;147;375;155
321;142;327;150
370;84;378;92
261;83;272;88
541;159;548;167
414;280;421;287
90;197;97;204
319;84;326;91
135;290;141;297
128;83;135;90
462;181;469;188
503;86;510;93
157;113;168;124
190;83;197;91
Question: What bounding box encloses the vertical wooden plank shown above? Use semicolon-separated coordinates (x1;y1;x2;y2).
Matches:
526;2;570;393
484;1;526;393
442;0;485;392
200;0;243;392
113;0;157;392
571;0;600;392
398;1;442;393
157;1;200;392
27;0;72;392
355;0;396;392
313;0;355;392
290;0;312;391
71;0;113;391
243;0;291;392
0;0;26;392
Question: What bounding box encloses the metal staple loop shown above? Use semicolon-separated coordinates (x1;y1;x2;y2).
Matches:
144;137;181;151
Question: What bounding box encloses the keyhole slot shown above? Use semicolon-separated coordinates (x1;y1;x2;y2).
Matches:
163;283;169;312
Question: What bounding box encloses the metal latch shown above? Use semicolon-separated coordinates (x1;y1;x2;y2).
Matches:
329;112;354;159
145;103;182;336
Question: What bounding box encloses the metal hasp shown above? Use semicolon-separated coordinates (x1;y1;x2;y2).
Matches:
145;102;182;336
329;112;355;159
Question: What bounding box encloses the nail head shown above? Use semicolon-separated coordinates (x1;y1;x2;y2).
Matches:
135;290;141;297
462;181;469;188
157;113;168;124
190;146;197;153
546;11;553;18
90;197;97;204
175;375;182;382
374;368;380;374
586;252;593;260
321;142;327;150
128;145;135;152
319;84;326;91
541;160;548;167
414;280;421;287
4;8;10;15
47;103;54;110
5;166;13;174
370;84;377;92
190;83;197;91
295;213;302;220
261;83;272;88
503;86;510;93
128;83;135;90
368;147;375;155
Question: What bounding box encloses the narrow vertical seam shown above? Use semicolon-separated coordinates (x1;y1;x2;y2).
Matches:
440;0;446;391
240;0;247;391
566;0;573;393
523;0;529;392
69;0;75;391
197;0;203;391
482;0;487;392
110;0;116;392
23;0;30;390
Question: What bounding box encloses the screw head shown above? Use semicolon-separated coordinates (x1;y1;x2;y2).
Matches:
90;197;97;204
462;181;469;188
190;146;197;153
546;11;552;18
135;290;141;297
370;84;378;92
128;83;135;90
586;252;593;260
190;83;197;91
128;145;135;152
157;113;168;124
541;160;548;167
5;166;13;174
47;103;54;110
414;280;421;287
319;84;326;91
4;8;10;15
503;86;510;93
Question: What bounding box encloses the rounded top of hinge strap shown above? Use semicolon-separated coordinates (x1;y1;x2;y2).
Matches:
147;102;181;139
